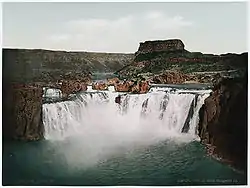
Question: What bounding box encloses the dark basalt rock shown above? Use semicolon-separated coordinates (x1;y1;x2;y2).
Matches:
3;83;44;141
136;39;185;56
198;75;247;171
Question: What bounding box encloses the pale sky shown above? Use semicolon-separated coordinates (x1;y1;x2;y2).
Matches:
2;2;248;54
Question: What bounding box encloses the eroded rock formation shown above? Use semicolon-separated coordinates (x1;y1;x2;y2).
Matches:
108;78;149;94
198;76;247;171
61;80;88;98
107;77;120;85
3;84;44;141
136;39;185;56
116;39;247;83
130;81;150;94
92;82;108;90
114;80;134;92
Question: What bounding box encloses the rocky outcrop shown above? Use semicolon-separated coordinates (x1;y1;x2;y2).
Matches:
107;77;120;85
116;39;247;83
136;39;185;56
130;81;150;94
111;79;149;94
114;81;134;92
198;76;247;171
61;80;88;98
92;82;108;90
3;84;44;141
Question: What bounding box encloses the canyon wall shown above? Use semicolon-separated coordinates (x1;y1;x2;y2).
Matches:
198;75;247;171
3;48;134;83
3;84;44;141
116;39;247;83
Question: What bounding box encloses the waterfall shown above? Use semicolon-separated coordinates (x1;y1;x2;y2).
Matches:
42;86;211;141
43;88;62;98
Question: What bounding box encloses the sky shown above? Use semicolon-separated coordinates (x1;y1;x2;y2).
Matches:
2;2;248;54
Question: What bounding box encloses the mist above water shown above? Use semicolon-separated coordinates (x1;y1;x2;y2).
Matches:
42;86;211;168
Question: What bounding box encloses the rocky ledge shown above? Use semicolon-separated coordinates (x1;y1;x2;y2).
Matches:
3;84;44;141
104;70;214;93
135;39;185;56
92;79;150;94
198;75;247;171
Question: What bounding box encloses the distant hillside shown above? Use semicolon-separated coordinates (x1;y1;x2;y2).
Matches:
116;39;247;79
2;48;134;83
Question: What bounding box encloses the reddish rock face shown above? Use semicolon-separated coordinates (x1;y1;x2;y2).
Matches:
3;84;44;141
61;80;87;98
107;77;120;85
152;71;193;84
92;82;108;90
198;76;247;171
114;80;149;94
114;81;134;92
139;81;150;94
130;81;150;94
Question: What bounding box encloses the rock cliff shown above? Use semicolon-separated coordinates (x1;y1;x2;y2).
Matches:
116;39;247;83
3;84;44;141
135;39;184;56
198;75;247;171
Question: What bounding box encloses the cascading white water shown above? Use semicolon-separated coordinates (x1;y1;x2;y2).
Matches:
42;86;211;167
43;88;62;98
108;85;115;92
87;85;93;92
43;86;211;141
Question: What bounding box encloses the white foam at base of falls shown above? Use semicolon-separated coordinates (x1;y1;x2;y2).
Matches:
42;87;211;168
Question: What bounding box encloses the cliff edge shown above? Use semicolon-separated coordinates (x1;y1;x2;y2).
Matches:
198;75;247;171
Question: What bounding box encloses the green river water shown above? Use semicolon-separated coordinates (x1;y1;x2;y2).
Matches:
2;138;246;186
